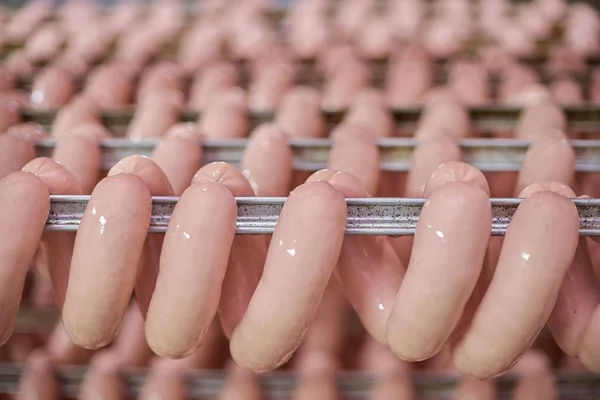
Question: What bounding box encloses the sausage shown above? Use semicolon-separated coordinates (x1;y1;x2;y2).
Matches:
355;17;392;59
145;165;237;357
139;360;188;400
52;122;111;194
322;61;371;111
4;1;52;43
62;172;152;349
24;23;64;64
30;67;77;110
78;352;126;400
218;363;263;400
515;101;566;140
17;350;60;400
84;63;134;108
46;323;94;365
197;90;248;139
110;305;152;368
230;180;346;372
137;61;185;104
448;60;491;106
0;101;21;133
312;170;402;344
549;77;583;106
127;95;181;140
292;351;340;400
344;89;394;139
248;62;295;113
240;123;293;197
275;87;325;138
512;372;557;400
416;96;471;140
389;0;424;39
22;158;82;309
178;24;223;74
151;123;204;195
189;62;239;111
387;162;491;362
106;156;174;315
452;378;496;400
386;57;434;107
515;136;574;195
0;123;47;180
328;123;380;195
0;171;49;344
51;96;101;137
197;163;267;338
453;183;579;378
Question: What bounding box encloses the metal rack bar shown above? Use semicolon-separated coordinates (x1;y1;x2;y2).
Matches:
20;105;600;134
34;138;600;172
46;196;600;236
0;364;597;398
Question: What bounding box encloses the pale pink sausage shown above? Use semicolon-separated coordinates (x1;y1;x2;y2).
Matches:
291;351;340;400
0;123;47;180
417;97;471;140
515;101;566;140
453;185;579;378
151;123;203;195
110;305;152;368
51;96;101;137
0;101;21;133
0;171;49;344
387;162;491;362
275;87;325;138
138;361;188;400
22;158;82;309
328;124;380;195
17;350;60;400
322;61;371;110
30;67;77;110
191;163;266;338
46;323;94;365
0;67;17;92
189;62;239;111
310;172;403;344
137;61;185;104
344;90;394;139
145;175;236;357
62;173;152;349
386;58;434;108
547;46;586;76
452;378;496;400
106;156;174;316
4;1;52;43
218;363;263;400
78;352;126;400
240;123;293;197
248;63;295;113
178;24;223;74
230;181;346;372
198;94;248;139
512;372;558;400
515;137;574;195
298;279;347;357
24;23;64;63
127;96;181;140
448;60;491;106
84;64;134;108
356;17;392;59
52;122;112;194
549;77;583;106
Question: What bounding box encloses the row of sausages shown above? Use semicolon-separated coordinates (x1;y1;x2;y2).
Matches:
10;311;571;400
2;0;599;66
1;85;600;380
3;41;600;115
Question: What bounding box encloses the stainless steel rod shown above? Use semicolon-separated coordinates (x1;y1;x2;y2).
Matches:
20;105;600;133
46;196;600;236
35;138;600;172
0;363;596;398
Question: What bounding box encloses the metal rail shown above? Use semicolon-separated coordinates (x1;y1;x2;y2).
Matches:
20;105;600;133
0;363;598;398
45;196;600;236
34;138;600;172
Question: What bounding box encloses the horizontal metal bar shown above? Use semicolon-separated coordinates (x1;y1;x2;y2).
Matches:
20;105;600;134
35;138;600;172
0;364;597;398
46;196;600;236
